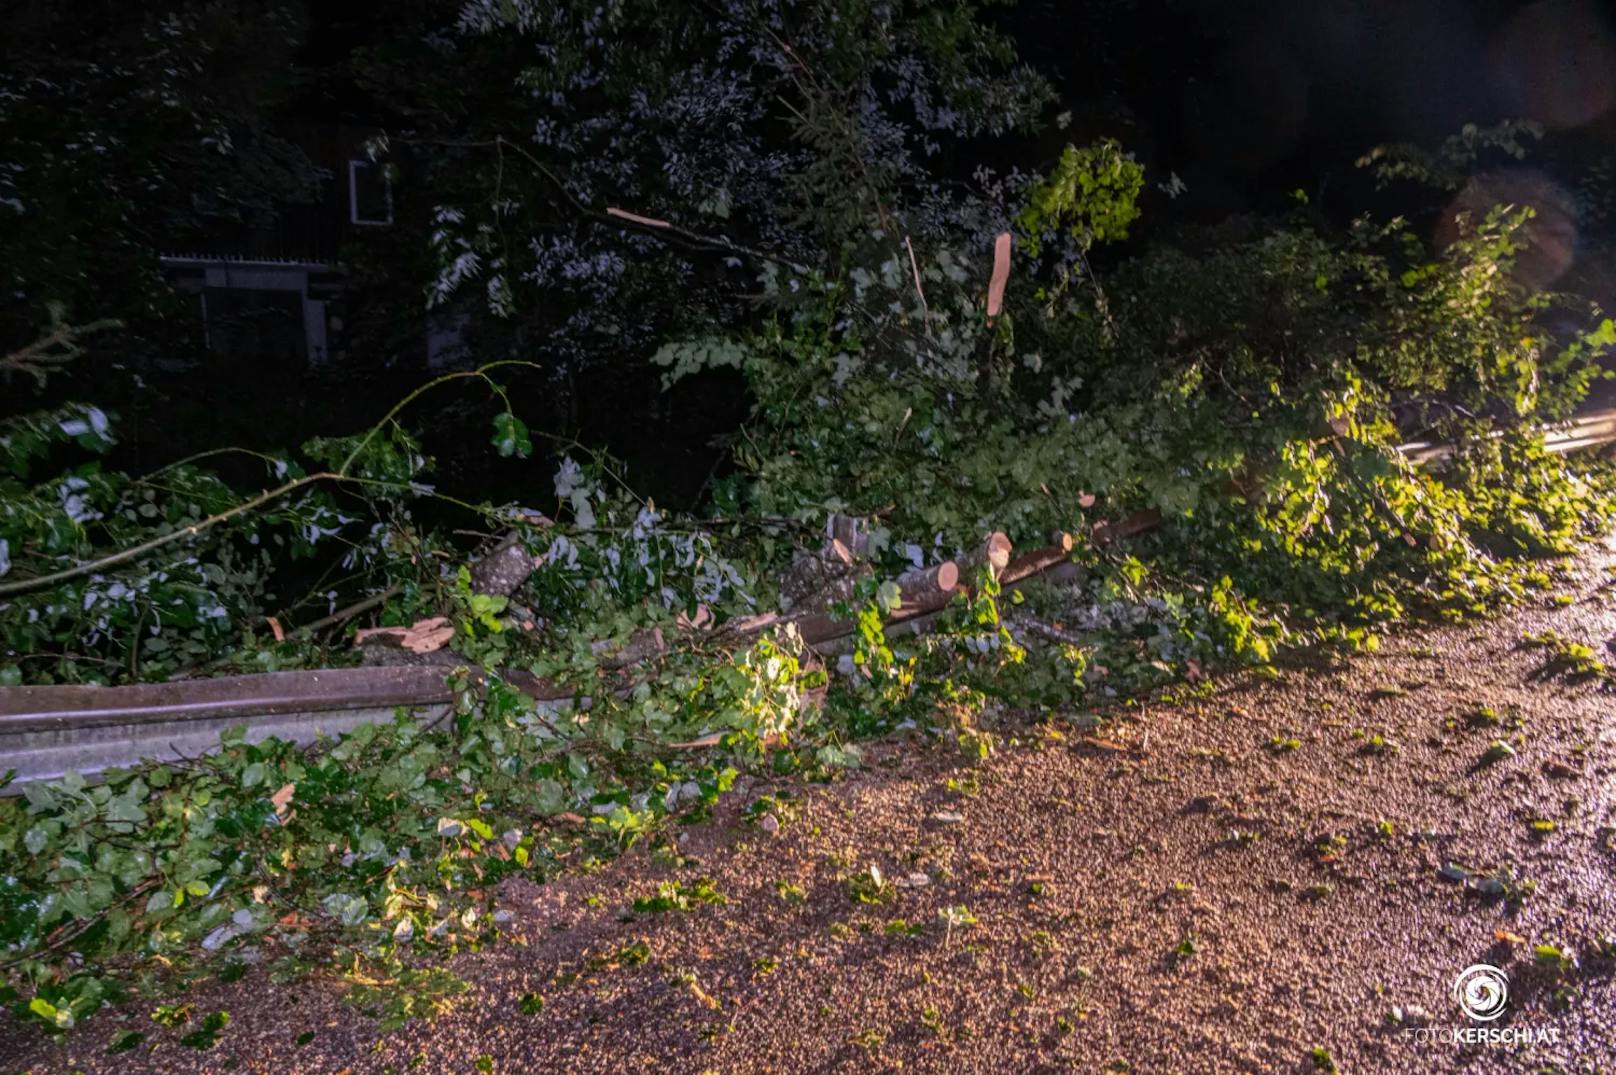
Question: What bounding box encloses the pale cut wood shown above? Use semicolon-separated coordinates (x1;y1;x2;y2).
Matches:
986;232;1012;322
958;531;1013;588
606;206;672;229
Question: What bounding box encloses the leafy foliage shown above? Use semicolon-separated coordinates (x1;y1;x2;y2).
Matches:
379;0;1052;368
3;58;1615;1046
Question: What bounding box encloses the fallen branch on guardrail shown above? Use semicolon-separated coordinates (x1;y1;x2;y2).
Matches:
6;405;1616;787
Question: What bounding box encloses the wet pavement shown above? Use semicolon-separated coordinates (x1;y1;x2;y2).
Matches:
8;543;1616;1074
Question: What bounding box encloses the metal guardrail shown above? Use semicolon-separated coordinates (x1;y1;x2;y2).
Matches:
1394;407;1616;466
0;667;455;790
4;408;1614;793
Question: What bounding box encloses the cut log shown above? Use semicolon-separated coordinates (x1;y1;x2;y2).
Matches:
779;530;863;612
1091;509;1161;547
771;560;961;646
825;513;871;558
592;626;667;670
960;531;1013;583
1001;533;1073;586
469;533;544;597
892;560;960;611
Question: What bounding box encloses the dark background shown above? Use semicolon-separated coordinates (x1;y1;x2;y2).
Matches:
13;0;1616;510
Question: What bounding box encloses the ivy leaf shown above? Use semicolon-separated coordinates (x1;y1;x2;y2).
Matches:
104;794;146;826
535;779;566;815
22;782;59;811
490;412;531;459
23;824;49;855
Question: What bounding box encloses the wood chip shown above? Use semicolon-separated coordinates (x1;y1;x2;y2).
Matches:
401;616;455;654
270;782;296;819
676;604;714;631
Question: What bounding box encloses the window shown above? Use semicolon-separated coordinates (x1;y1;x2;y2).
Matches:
201;287;308;364
348;160;392;226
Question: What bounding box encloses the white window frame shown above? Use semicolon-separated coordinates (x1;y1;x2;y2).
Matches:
348;159;393;226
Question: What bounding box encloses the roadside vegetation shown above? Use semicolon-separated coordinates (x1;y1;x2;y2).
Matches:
2;0;1615;1041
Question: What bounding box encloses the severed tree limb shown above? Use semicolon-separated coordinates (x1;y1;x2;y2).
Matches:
295;584;402;638
1000;532;1075;586
784;560;960;644
468;530;551;597
1009;613;1087;647
1;317;122;386
593;626;668;671
1090;510;1162;548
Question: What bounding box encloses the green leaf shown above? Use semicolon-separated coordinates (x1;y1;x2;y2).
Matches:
23;824;50;855
105;793;146;826
535;779;566;815
108;1031;145;1054
490;412;531;459
180;1009;230;1049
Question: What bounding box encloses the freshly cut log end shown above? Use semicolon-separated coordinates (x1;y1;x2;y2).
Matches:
894;559;959;608
984;532;1013;574
958;532;1013;589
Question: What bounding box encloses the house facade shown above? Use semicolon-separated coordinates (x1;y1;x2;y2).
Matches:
159;122;416;369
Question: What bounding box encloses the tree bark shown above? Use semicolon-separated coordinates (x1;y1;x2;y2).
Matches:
468;533;544;597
